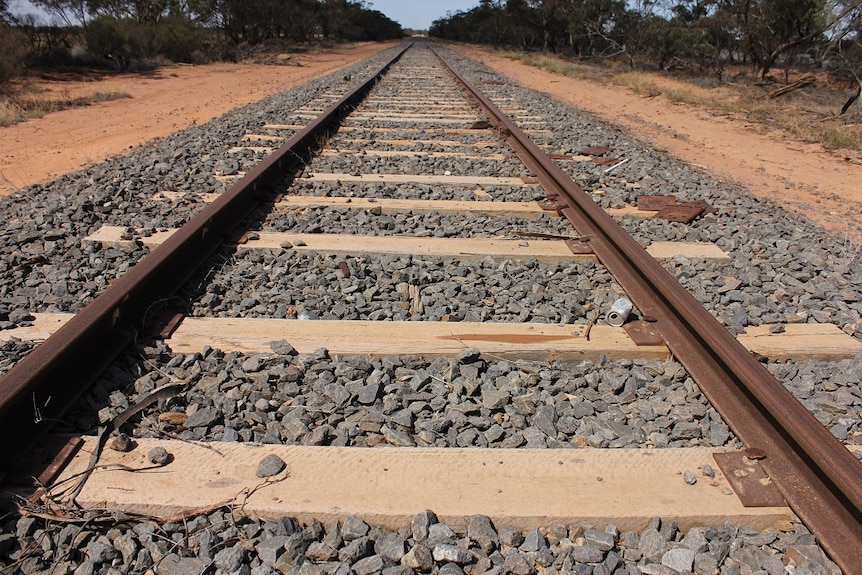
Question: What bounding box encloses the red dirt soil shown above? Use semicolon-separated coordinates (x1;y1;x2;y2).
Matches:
0;42;397;196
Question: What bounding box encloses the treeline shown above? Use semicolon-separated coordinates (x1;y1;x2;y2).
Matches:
429;0;862;83
0;0;402;81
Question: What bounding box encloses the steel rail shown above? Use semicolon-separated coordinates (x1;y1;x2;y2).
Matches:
430;43;862;573
0;42;412;471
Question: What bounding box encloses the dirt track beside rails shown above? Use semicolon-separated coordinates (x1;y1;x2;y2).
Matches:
0;42;397;196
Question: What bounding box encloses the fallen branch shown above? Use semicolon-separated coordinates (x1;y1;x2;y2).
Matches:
764;75;815;100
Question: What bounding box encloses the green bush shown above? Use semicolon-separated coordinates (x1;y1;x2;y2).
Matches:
84;16;212;67
83;16;130;68
152;17;205;63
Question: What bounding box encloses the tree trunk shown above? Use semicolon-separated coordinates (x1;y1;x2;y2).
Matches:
757;39;807;80
841;75;862;115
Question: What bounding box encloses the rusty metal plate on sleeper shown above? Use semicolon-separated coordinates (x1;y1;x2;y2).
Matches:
637;195;678;210
232;230;252;245
713;451;787;508
591;157;620;166
36;436;84;489
537;200;562;212
623;320;664;346
158;313;186;340
548;154;573;160
679;200;717;215
654;204;705;223
579;146;613;156
564;239;595;255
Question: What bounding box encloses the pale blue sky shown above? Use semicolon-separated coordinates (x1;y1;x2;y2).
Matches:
366;0;480;30
10;0;481;30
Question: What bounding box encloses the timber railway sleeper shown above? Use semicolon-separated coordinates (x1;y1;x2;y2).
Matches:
0;40;860;573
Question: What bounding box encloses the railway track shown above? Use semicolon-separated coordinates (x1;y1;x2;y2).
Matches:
1;40;861;574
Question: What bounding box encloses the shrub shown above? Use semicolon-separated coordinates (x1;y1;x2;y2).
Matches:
83;16;130;68
0;26;29;85
155;17;205;63
83;16;212;67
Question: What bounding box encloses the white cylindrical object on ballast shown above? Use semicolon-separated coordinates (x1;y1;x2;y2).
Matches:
606;298;633;327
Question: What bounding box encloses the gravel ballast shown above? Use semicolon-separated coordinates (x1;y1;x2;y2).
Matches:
4;509;841;575
0;42;857;575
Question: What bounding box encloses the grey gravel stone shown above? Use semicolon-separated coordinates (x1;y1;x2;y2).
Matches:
276;516;301;536
661;547;696;572
342;516;371;541
639;527;667;562
467;515;499;553
306;541;338;562
458;348;481;364
427;523;457;545
157;555;205;575
401;544;433;572
375;533;406;562
146;446;170;465
72;561;95;575
340;536;373;563
352;554;385;575
183;406;221;428
481;388;510;410
113;532;138;565
499;525;524;547
275;533;312;571
412;511;437;542
214;543;245;572
570;544;604;563
257;536;289;565
519;527;547;552
432;544;473;564
583;529;615;552
383;426;416;447
256;454;287;477
503;553;533;575
85;541;118;564
270;339;297;356
438;563;466;575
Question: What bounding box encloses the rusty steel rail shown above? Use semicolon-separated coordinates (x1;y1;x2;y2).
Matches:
430;44;862;573
0;42;412;470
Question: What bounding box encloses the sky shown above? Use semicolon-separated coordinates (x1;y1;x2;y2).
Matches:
9;0;482;30
366;0;480;30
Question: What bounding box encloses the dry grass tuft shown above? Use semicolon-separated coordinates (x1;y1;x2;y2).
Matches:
0;87;131;127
